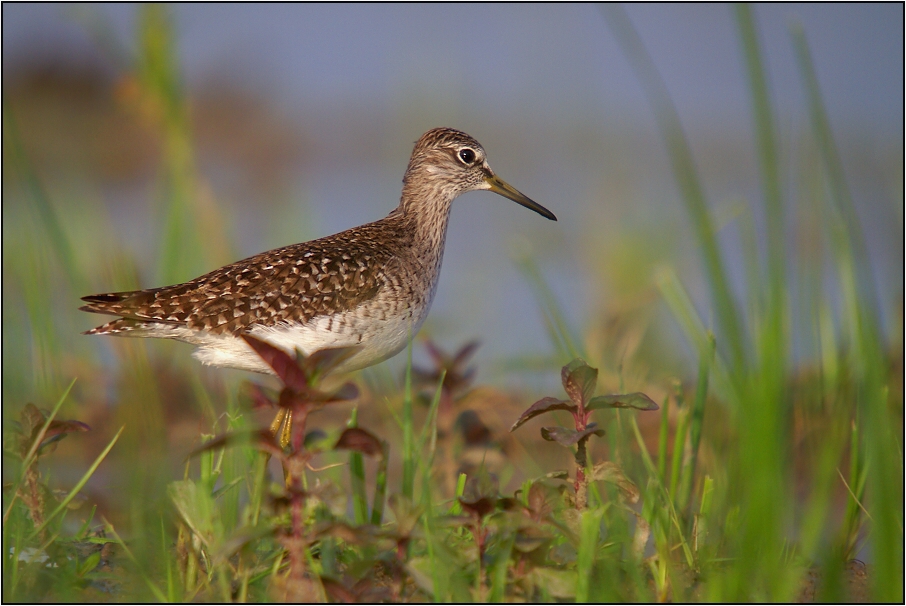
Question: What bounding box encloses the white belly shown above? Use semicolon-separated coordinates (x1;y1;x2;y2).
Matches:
190;296;432;375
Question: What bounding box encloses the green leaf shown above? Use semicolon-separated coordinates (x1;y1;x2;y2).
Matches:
77;551;101;577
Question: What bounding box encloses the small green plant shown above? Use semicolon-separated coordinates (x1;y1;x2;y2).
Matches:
511;358;658;509
4;403;90;536
3;385;122;602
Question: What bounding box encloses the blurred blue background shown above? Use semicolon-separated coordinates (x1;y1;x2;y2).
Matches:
3;3;902;386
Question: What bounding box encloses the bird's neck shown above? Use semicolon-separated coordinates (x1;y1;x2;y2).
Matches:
396;178;455;257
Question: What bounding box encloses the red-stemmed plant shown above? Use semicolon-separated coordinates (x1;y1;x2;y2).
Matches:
510;359;658;510
190;336;385;601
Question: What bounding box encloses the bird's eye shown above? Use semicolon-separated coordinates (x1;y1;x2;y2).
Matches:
458;148;476;165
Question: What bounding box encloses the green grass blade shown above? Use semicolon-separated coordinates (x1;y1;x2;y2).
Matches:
416;370;445;462
630;416;694;569
138;5;198;285
346;408;369;525
791;25;882;327
104;519;169;602
74;504;98;539
420;516;439;601
370;440;389;526
657;394;670;484
449;473;467;516
161;515;180;602
401;334;415;501
841;416;867;559
575;508;603;603
668;405;689;501
656;268;732;398
3;379;77;528
28;426;124;541
602;4;748;372
488;534;514;602
793;23;902;601
247;451;269;527
735;4;785;305
695;475;714;555
516;254;582;360
2;98;85;291
678;335;714;511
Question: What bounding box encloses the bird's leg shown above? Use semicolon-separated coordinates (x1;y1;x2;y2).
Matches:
268;408;295;489
270;409;294;450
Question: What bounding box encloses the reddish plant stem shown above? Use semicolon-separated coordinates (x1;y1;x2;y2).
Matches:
575;437;589;510
574;403;589;510
280;402;315;596
473;516;487;601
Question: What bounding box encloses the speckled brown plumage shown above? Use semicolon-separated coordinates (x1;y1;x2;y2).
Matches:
81;127;556;375
82;221;405;335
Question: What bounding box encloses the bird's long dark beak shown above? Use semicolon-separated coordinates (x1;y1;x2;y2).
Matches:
485;174;557;221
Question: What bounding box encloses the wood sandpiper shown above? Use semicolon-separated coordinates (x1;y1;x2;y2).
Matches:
81;127;557;375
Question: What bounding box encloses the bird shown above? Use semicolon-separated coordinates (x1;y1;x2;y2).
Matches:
80;127;557;376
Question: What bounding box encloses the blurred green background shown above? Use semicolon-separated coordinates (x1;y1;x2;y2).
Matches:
3;4;901;387
2;4;902;601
